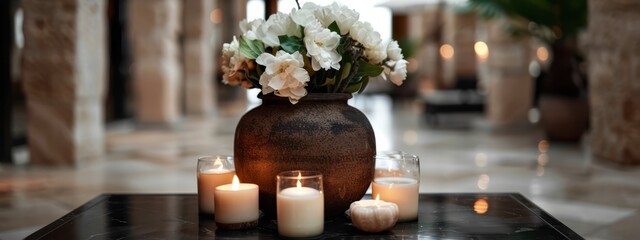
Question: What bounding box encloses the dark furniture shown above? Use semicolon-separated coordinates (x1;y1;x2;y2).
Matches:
26;193;583;239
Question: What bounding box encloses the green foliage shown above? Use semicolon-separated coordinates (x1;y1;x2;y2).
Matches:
328;21;341;34
357;60;384;77
467;0;587;44
239;36;265;59
278;35;305;54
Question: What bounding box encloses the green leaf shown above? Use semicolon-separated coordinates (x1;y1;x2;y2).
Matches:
328;21;341;34
278;35;305;54
239;36;265;59
357;77;370;94
340;63;352;80
357;60;384;77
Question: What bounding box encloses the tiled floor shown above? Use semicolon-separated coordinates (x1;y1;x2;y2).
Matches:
1;94;639;239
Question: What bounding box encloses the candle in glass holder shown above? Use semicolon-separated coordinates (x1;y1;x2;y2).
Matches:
214;175;259;229
371;152;420;222
197;155;235;214
277;171;324;238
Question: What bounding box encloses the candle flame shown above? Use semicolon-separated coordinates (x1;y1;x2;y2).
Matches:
232;175;240;191
296;172;302;188
375;194;380;206
213;157;223;170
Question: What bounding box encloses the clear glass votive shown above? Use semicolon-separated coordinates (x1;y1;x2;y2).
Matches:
197;155;235;215
372;152;420;222
276;171;324;238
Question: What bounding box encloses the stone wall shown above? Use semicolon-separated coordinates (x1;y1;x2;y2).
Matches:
587;0;640;164
22;0;106;165
128;0;182;124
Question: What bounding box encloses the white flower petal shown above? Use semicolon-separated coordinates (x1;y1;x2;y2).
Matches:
389;59;408;86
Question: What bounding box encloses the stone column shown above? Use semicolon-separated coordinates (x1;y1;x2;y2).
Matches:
441;9;476;88
128;0;182;124
587;0;640;164
183;0;215;116
476;20;532;125
22;0;106;165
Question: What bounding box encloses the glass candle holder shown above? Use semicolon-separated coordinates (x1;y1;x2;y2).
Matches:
372;152;420;222
197;155;235;215
276;171;324;238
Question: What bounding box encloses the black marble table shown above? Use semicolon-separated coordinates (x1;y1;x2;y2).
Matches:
26;193;583;239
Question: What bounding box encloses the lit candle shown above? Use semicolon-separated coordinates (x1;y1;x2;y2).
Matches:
277;172;324;238
214;175;259;229
197;156;235;214
350;194;399;233
371;177;419;222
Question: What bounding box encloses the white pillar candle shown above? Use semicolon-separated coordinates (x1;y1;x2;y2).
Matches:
277;185;324;238
214;175;259;226
371;177;419;222
198;169;235;214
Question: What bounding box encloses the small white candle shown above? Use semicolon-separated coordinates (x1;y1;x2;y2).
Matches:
197;158;235;214
350;194;399;233
371;177;419;222
214;175;259;225
277;177;324;238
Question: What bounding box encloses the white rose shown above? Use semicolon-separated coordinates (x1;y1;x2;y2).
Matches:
239;18;264;41
258;12;300;47
387;59;408;86
291;3;320;27
304;21;342;71
366;42;388;64
387;40;404;61
315;2;359;35
350;21;382;49
255;51;310;104
222;36;240;65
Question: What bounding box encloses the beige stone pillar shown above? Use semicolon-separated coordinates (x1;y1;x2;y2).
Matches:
587;0;640;164
441;9;476;88
128;0;182;124
183;0;215;116
477;20;532;125
22;0;106;165
414;4;445;92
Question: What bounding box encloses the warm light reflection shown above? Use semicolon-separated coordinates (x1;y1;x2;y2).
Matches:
375;194;380;206
209;9;222;24
473;198;489;214
232;175;240;191
536;47;549;62
477;174;490;190
475;153;487;167
538;140;549;153
213;156;223;170
440;44;454;60
474;41;489;60
403;130;417;146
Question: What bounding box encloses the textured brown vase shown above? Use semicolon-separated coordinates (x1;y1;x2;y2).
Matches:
234;93;376;219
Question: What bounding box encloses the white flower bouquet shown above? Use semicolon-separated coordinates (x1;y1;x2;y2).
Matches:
221;1;408;104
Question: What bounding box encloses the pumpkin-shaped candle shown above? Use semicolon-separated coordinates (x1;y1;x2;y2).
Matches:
349;194;399;233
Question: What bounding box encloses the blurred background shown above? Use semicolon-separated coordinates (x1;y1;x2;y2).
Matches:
1;0;639;239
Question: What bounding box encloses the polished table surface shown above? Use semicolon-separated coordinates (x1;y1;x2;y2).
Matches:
26;193;583;239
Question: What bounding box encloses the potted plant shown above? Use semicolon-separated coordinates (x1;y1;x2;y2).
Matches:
469;0;588;141
219;1;409;218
